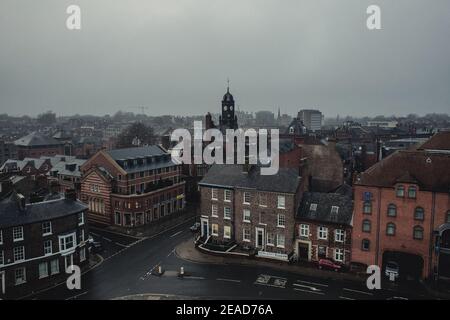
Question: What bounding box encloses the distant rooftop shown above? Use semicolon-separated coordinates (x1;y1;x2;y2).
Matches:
14;132;62;147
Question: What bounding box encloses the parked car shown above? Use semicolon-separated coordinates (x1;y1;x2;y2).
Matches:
190;222;201;232
385;261;400;280
317;258;342;272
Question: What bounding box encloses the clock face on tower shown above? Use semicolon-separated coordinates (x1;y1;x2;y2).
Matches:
223;106;228;111
230;106;233;111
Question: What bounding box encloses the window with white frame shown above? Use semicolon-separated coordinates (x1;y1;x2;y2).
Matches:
0;250;4;265
78;212;85;226
80;247;86;262
334;248;344;262
211;224;218;236
259;193;267;207
331;206;339;214
266;233;274;246
318;226;328;240
277;214;285;227
277;195;285;209
42;221;52;236
276;234;285;248
243;209;251;222
79;229;85;243
15;267;26;285
243;192;251;204
224;190;231;202
39;262;48;279
50;259;60;275
211;188;218;200
13;226;24;241
224;207;232;219
59;233;76;252
309;203;317;212
300;224;309;237
211;204;218;217
243;228;250;242
13;246;25;262
224;226;231;239
335;229;345;242
44;240;52;255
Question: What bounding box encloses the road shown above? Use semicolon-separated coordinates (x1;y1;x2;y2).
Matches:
25;219;433;300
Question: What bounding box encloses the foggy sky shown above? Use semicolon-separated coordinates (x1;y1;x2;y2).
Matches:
1;0;449;118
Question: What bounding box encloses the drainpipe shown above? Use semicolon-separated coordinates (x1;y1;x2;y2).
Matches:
429;192;436;281
375;187;382;266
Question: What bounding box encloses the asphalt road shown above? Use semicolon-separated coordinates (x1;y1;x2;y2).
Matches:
25;219;433;300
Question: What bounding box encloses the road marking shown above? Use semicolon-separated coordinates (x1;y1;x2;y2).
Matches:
170;230;183;238
90;232;100;237
184;276;206;280
115;242;127;248
167;249;175;257
343;288;374;296
296;280;328;288
339;296;355;300
65;291;88;300
217;278;241;283
293;288;325;295
90;226;141;240
293;283;321;292
103;237;112;242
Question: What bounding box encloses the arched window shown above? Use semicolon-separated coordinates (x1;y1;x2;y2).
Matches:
386;223;396;236
396;185;405;197
408;186;417;199
363;201;372;214
414;207;424;221
413;226;424;240
362;219;371;233
387;204;397;217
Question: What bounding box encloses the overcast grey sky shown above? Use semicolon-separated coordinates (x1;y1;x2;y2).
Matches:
0;0;449;118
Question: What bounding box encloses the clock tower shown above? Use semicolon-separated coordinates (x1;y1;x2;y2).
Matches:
219;82;238;131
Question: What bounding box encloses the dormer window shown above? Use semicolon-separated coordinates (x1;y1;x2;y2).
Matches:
310;203;317;212
331;206;339;214
396;185;405;197
408;186;417;199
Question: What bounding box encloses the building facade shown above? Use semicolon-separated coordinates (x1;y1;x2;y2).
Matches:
298;109;323;132
80;145;185;228
14;132;64;160
199;164;302;261
0;190;89;299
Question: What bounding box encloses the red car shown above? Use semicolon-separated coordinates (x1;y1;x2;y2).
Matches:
317;259;342;272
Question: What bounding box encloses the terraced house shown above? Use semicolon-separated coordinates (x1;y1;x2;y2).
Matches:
0;190;88;299
80;146;185;228
198;164;302;261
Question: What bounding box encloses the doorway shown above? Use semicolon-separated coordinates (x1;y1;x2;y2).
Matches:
298;242;310;261
256;227;265;249
201;218;209;238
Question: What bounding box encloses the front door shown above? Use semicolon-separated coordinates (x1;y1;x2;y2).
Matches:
298;242;310;261
256;227;265;249
0;271;5;295
201;219;209;238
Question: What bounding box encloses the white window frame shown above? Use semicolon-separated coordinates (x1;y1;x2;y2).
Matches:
243;228;250;242
224;190;231;202
310;203;317;211
42;221;52;236
79;229;85;243
259;193;267;207
276;234;285;248
13;246;25;262
243;192;251;204
331;206;339;215
318;226;328;240
266;232;274;246
13;226;24;242
277;214;286;228
334;248;344;262
14;267;26;285
38;262;49;279
243;209;251;222
59;232;76;253
78;212;85;226
335;229;345;243
224;207;231;220
0;250;4;266
44;240;52;256
277;195;286;209
300;224;309;237
80;247;86;262
211;204;218;217
224;226;231;239
0;230;3;245
211;188;218;200
50;259;60;275
211;224;219;236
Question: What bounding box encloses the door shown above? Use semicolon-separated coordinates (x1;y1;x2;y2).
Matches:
201;219;209;238
0;271;5;295
256;227;265;249
298;242;310;261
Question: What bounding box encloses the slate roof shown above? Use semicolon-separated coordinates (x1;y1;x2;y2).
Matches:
297;192;353;226
199;164;300;194
418;131;450;152
0;192;87;228
14;132;62;147
356;150;450;192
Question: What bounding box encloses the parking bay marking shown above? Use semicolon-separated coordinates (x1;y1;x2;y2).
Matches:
293;283;322;292
170;230;183;238
217;278;241;283
343;288;374;296
295;280;328;288
293;288;325;295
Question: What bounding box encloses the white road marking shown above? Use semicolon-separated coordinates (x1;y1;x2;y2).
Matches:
293;288;325;295
170;230;183;238
343;288;374;296
339;296;355;300
293;283;321;292
115;242;127;248
184;276;206;280
217;278;241;283
296;280;329;288
90;232;100;237
65;291;88;300
167;249;175;257
103;237;112;242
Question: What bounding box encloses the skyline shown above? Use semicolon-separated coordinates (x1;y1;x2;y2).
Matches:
1;0;450;118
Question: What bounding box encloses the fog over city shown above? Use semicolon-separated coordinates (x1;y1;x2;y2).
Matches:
0;0;449;117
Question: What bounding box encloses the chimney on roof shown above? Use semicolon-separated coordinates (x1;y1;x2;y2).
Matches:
65;189;77;201
17;193;26;211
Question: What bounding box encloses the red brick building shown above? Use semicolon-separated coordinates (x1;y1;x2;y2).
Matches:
198;164;302;261
351;131;450;280
14;132;64;160
80;146;185;228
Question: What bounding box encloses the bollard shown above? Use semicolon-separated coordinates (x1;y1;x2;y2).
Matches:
180;266;184;276
158;265;162;274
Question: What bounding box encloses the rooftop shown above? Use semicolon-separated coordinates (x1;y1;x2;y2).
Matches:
14;132;62;147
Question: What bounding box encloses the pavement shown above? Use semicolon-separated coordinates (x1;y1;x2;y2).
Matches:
19;218;436;301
